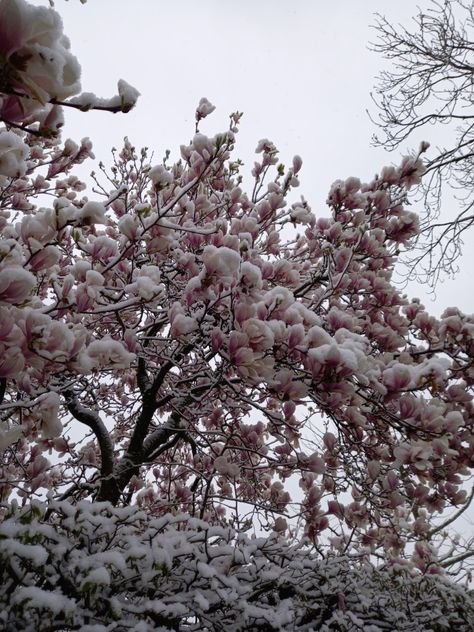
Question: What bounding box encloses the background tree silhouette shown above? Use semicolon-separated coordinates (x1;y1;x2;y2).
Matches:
371;0;474;288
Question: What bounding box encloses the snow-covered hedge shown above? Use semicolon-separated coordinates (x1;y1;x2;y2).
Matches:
0;500;472;631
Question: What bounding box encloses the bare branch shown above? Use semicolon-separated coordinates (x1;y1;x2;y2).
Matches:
370;0;474;286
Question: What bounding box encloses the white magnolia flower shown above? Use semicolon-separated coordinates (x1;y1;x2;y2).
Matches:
0;131;30;178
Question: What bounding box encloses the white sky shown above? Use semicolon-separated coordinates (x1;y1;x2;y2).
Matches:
34;0;473;316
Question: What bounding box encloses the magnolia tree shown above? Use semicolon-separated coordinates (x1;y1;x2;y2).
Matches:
0;0;473;629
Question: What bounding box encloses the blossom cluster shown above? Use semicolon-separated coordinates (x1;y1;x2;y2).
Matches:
0;107;472;565
0;0;138;135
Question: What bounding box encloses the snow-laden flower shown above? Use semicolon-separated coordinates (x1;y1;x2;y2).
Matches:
36;391;62;439
240;261;262;289
148;164;173;189
0;345;24;378
0;266;36;303
241;318;274;352
79;337;135;372
170;314;198;338
117;79;140;113
75;201;107;225
255;138;277;154
0;131;30;178
202;245;241;284
126;266;163;301
196;97;216;120
382;364;413;391
16;308;80;364
20;210;58;247
264;285;295;314
118;214;138;240
0;0;81;104
191;133;213;158
214;455;240;478
290;205;312;225
29;245;60;271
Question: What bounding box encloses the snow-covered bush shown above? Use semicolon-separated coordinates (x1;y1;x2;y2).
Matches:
0;499;473;632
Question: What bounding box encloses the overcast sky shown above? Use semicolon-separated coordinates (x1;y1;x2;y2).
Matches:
34;0;473;315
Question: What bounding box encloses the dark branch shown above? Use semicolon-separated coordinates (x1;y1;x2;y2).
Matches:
64;390;114;477
142;411;182;459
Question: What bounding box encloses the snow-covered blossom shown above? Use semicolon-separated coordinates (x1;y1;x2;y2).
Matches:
241;318;274;351
75;200;107;224
116;79;140;112
240;261;262;289
195;96;216;120
170;313;198;338
125;265;163;300
214;455;240;478
0;266;35;303
79;337;135;371
202;245;241;284
148;164;173;188
0;0;81;104
0;131;30;177
35;391;62;438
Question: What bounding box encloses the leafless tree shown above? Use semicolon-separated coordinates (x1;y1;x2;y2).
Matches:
370;0;474;288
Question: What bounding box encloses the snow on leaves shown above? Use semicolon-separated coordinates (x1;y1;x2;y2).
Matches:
0;500;472;631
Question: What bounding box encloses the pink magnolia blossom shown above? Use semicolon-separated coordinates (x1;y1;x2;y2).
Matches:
35;391;61;438
0;344;24;377
0;421;22;450
0;265;35;303
0;130;29;177
202;244;241;284
79;337;135;371
214;455;240;478
75;200;107;225
195;96;216;120
0;0;81;105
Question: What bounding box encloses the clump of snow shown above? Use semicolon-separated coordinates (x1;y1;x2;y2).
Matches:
69;80;140;113
0;131;30;178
